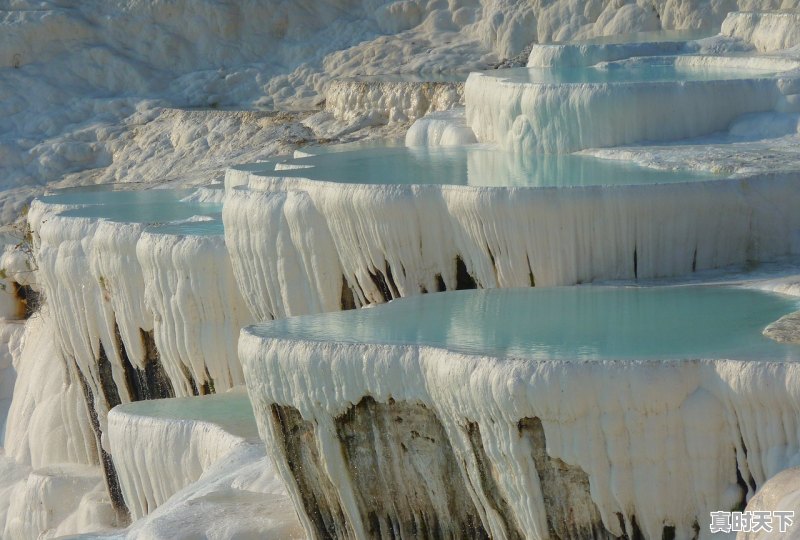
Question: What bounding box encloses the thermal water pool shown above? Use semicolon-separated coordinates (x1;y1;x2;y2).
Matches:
489;60;779;85
251;286;800;362
112;390;258;440
252;144;720;187
146;218;224;236
49;189;221;224
467;54;797;153
239;284;800;540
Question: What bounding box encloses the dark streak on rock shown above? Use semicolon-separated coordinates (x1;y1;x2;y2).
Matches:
74;361;130;526
269;404;351;540
465;422;524;539
340;275;357;311
97;341;122;410
519;417;614;539
434;273;446;292
335;397;489;539
118;327;174;401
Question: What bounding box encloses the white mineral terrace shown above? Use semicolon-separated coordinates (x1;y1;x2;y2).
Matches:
240;285;800;540
224;152;800;320
25;189;250;491
7;5;800;539
107;390;303;537
466;55;800;154
526;29;713;68
108;390;260;518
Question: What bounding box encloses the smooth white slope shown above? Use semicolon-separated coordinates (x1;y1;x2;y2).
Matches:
1;313;109;539
3;313;96;469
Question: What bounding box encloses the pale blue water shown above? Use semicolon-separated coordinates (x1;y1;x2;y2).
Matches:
147;217;224;236
45;187;222;224
41;186;192;206
114;392;258;439
262;145;719;187
253;286;800;362
60;201;221;223
490;62;778;85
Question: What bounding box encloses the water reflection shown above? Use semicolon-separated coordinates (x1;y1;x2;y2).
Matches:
260;145;718;187
488;63;778;85
42;187;222;225
256;287;800;362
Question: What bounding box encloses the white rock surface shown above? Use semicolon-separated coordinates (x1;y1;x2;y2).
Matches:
722;10;800;52
466;55;796;154
325;78;465;125
740;467;800;539
405;109;478;146
0;321;24;447
137;231;253;397
3;464;112;540
6;1;800;221
224;172;800;320
5;2;800;538
3;313;96;469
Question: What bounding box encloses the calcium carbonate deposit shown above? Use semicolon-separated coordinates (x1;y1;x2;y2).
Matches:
4;2;800;540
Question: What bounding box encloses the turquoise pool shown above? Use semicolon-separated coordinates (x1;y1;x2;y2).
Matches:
44;187;222;224
251;286;800;362
258;145;720;187
487;61;778;85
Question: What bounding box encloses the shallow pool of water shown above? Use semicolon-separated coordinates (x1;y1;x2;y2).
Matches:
486;61;778;85
115;391;257;439
146;217;224;236
253;286;800;362
47;187;222;224
260;144;719;187
41;186;192;206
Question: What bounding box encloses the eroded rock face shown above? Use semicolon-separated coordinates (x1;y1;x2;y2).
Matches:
268;397;631;540
325;79;465;125
518;418;613;540
335;397;489;539
271;399;489;539
465;422;525;540
270;404;354;540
